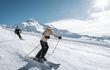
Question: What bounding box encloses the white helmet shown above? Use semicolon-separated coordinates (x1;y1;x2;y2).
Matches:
47;25;54;30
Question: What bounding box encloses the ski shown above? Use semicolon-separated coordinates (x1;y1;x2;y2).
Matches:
28;57;60;69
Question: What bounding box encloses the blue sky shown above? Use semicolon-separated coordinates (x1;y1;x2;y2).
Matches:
0;0;100;25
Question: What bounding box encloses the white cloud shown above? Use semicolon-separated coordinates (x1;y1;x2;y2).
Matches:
90;10;110;19
47;10;110;36
92;0;108;10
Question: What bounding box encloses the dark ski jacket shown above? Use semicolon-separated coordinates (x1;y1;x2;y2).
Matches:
15;28;22;34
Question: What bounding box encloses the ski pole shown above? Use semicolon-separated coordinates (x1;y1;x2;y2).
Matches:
25;44;40;58
52;39;60;53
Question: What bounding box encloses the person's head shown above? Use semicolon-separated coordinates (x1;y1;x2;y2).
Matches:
16;26;19;28
47;26;52;31
47;25;54;30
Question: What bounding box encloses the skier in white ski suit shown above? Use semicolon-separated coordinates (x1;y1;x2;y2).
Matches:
33;26;61;61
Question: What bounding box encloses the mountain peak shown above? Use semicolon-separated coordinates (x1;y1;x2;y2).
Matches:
26;18;37;23
22;18;40;27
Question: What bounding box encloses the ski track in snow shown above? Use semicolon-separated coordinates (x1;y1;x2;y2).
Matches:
0;28;110;70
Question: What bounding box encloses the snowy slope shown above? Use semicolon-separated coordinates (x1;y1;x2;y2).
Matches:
0;27;110;70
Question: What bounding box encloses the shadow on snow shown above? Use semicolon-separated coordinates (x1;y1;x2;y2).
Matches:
17;54;60;70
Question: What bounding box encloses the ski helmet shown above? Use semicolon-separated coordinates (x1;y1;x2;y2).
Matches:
47;25;54;30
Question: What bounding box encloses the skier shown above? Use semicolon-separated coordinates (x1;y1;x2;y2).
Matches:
14;26;23;40
33;26;62;61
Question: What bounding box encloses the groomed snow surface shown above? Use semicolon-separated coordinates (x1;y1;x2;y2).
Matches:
0;27;110;70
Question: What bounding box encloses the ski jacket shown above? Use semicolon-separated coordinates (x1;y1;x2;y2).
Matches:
15;28;22;34
41;29;58;42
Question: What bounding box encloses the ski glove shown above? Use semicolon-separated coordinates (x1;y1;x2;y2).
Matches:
58;36;62;39
45;36;50;39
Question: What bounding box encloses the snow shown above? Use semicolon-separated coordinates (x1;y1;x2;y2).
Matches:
8;18;44;33
0;27;110;70
3;18;110;44
47;18;110;36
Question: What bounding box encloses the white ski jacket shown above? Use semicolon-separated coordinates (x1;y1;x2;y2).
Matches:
41;29;58;42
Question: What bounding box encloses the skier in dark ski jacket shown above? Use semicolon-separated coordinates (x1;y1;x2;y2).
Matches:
14;26;23;40
33;26;62;61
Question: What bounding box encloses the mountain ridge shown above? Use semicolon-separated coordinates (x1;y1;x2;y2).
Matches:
0;18;110;43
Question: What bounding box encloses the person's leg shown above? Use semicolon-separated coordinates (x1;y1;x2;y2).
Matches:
35;40;45;59
17;34;22;39
19;34;23;39
35;48;43;59
40;42;49;59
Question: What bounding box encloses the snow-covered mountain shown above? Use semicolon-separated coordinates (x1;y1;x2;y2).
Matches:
53;28;81;38
1;18;110;43
1;18;82;38
0;18;44;33
21;19;81;38
14;18;44;33
22;18;44;32
0;25;110;70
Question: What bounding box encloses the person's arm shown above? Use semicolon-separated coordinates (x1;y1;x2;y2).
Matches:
19;29;22;33
14;29;17;34
51;31;58;37
51;31;62;39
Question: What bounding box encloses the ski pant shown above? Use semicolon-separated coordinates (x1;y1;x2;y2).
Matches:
17;33;22;39
35;40;49;59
